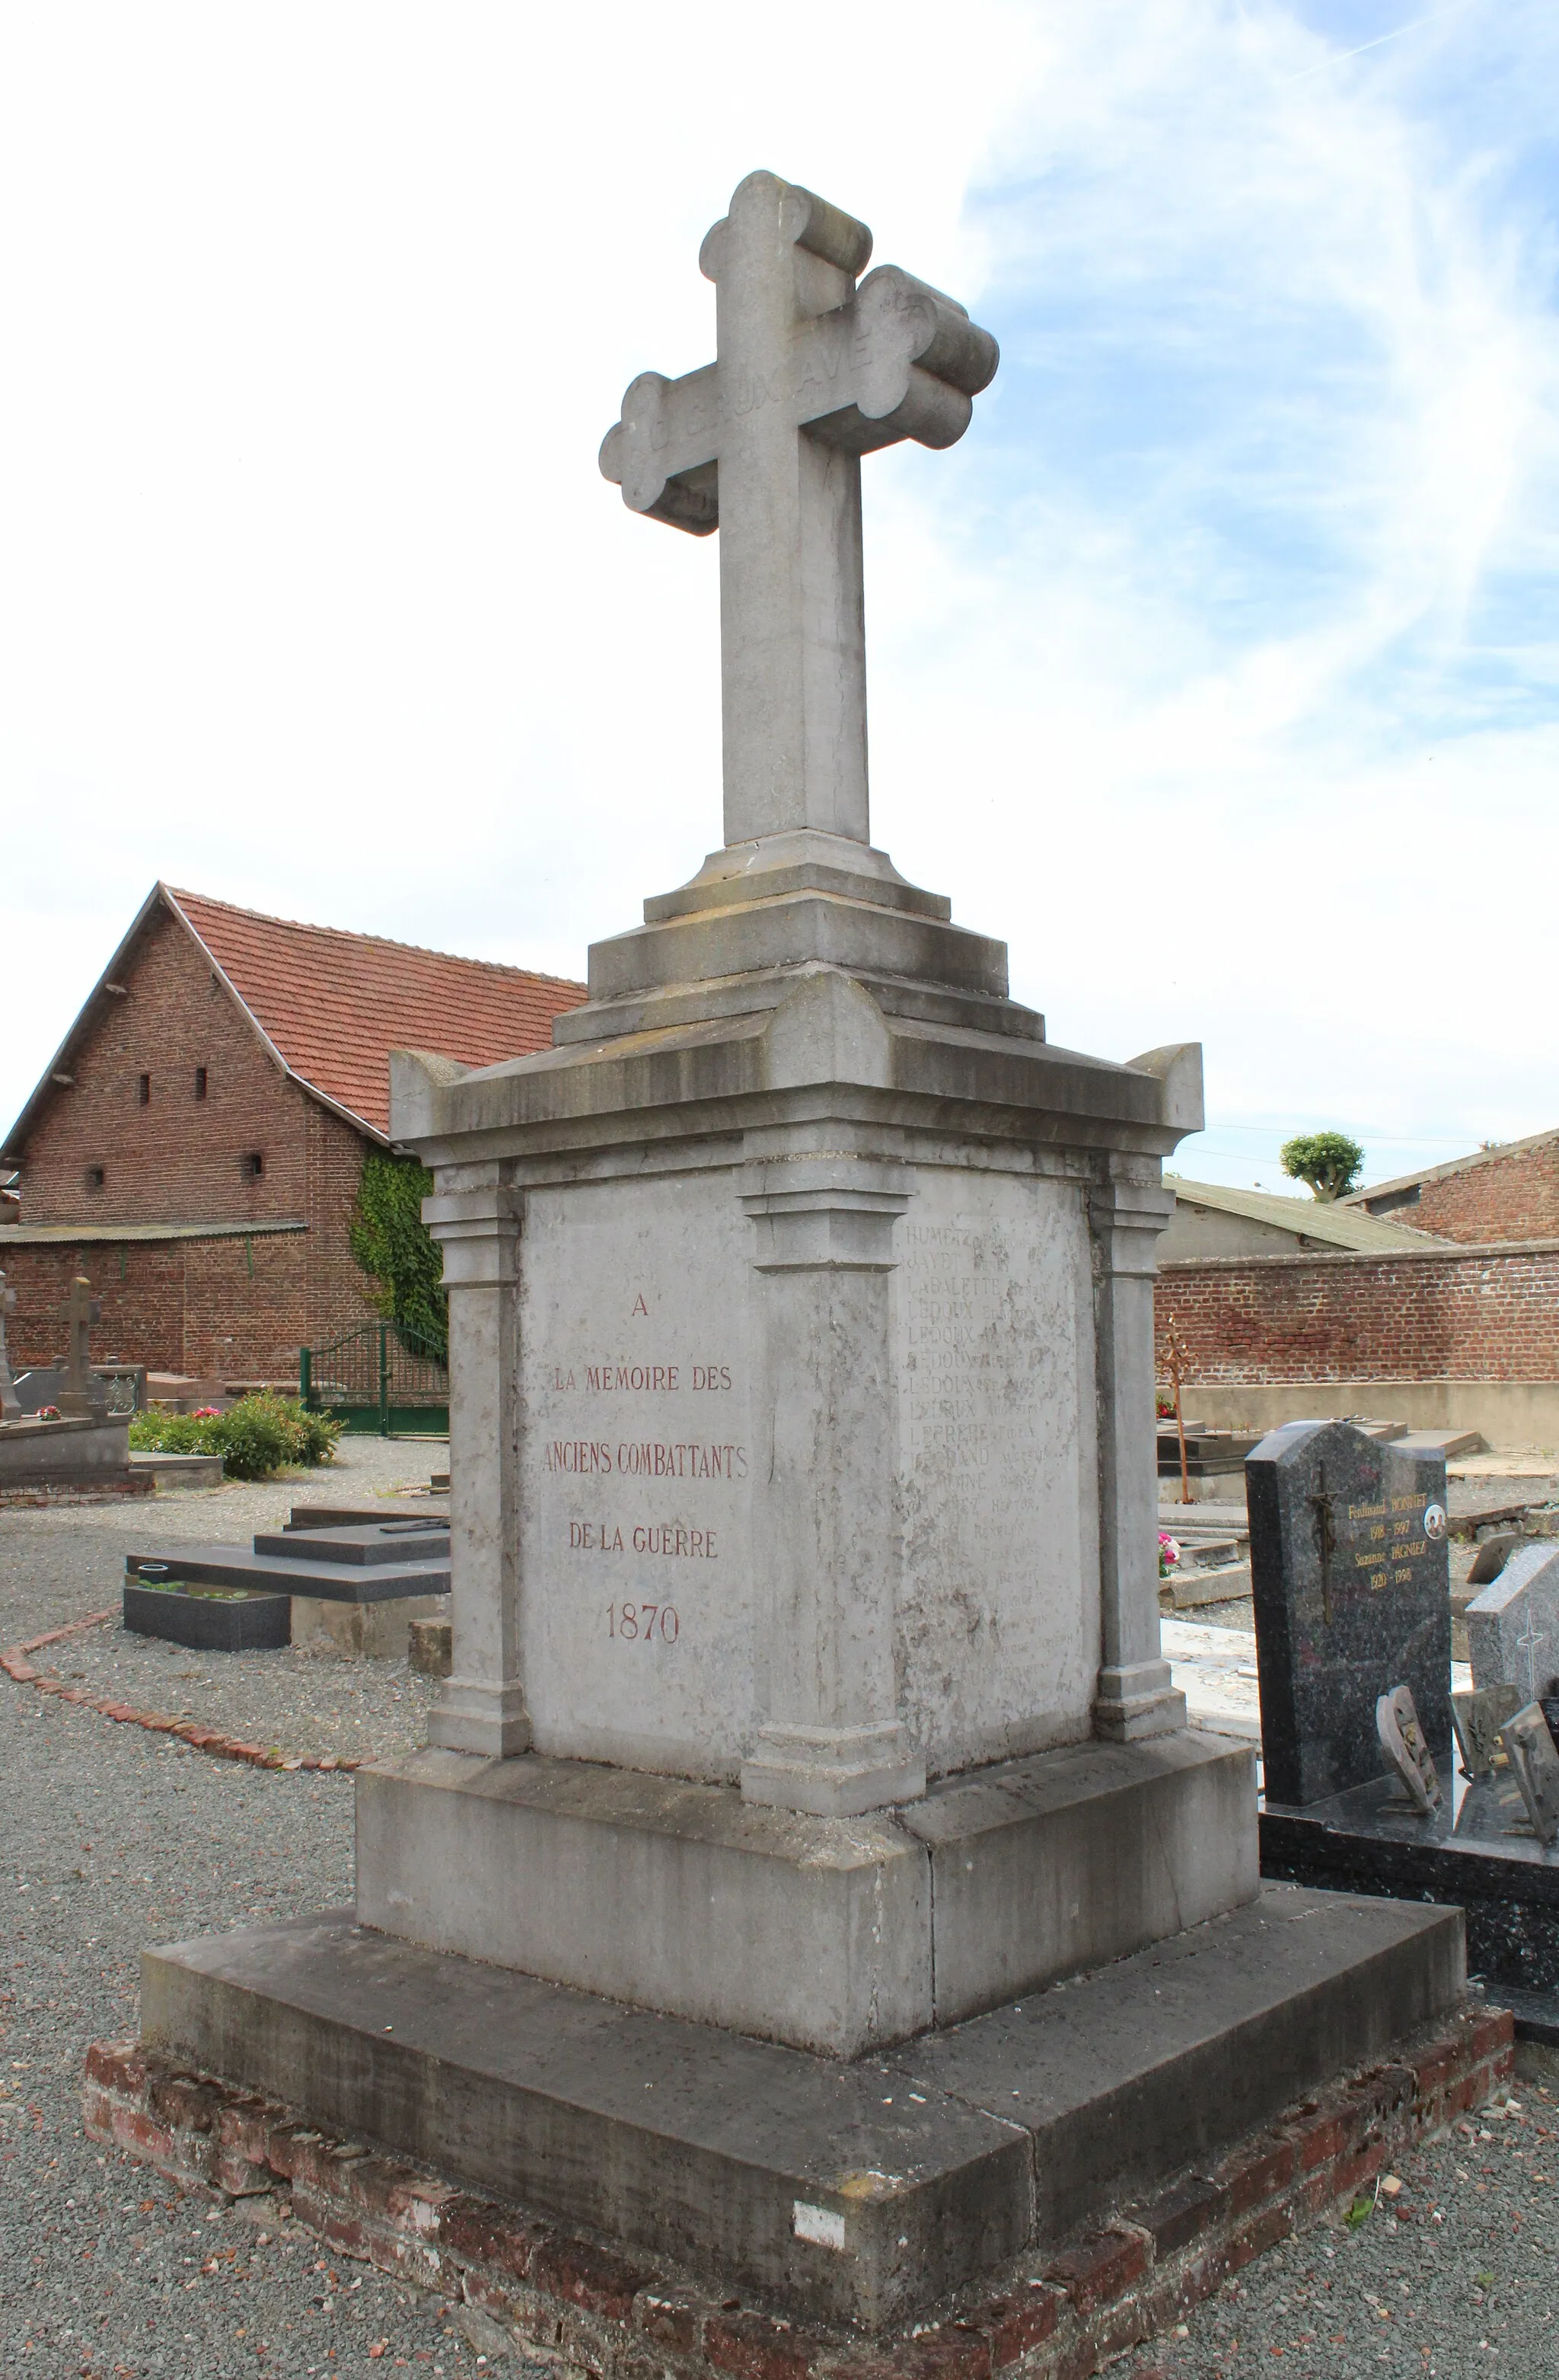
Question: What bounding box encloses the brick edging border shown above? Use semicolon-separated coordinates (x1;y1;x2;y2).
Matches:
83;2001;1515;2380
1;1611;359;1773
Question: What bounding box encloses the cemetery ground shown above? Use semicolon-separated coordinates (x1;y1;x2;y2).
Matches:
0;1446;1552;2379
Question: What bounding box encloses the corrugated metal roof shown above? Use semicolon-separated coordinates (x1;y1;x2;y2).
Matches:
1165;1177;1442;1253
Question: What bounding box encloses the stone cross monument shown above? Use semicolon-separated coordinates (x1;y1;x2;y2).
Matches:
0;1272;20;1422
366;164;1229;2038
58;1273;104;1419
142;176;1467;2341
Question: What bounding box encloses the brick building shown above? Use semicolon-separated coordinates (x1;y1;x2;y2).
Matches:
1341;1129;1559;1242
0;885;584;1381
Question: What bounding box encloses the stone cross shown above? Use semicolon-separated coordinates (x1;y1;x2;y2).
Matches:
58;1273;103;1416
0;1271;19;1422
601;170;998;851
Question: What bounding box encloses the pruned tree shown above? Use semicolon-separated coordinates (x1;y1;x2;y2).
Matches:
1280;1131;1365;1204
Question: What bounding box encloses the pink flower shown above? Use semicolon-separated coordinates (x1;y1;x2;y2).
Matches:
37;1404;62;1419
193;1407;221;1419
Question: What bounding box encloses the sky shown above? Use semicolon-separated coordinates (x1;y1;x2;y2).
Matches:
1;0;1554;1197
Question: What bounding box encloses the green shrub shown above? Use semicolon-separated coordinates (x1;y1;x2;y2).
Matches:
350;1152;448;1362
128;1393;343;1480
128;1411;209;1454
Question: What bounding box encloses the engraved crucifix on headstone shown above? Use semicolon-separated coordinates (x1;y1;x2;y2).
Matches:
601;170;998;850
1516;1604;1549;1703
58;1273;104;1418
0;1271;20;1422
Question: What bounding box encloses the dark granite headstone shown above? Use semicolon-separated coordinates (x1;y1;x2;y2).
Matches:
1248;1419;1451;1808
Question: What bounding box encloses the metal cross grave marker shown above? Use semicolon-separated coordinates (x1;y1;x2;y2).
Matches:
601;170;998;852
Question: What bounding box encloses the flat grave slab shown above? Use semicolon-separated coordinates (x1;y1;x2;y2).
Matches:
284;1502;448;1530
142;1884;1462;2332
254;1518;450;1566
126;1542;449;1604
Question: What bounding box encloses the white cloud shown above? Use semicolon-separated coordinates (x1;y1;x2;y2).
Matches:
0;0;1554;1200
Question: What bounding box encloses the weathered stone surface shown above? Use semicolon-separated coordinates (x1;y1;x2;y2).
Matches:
355;1733;1257;2055
138;1886;1465;2327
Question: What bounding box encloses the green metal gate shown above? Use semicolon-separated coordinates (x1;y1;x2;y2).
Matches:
299;1321;449;1437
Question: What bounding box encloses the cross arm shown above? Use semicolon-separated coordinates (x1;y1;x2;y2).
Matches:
599;366;722;537
802;267;999;456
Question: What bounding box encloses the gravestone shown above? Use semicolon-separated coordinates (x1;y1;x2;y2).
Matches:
57;1273;106;1419
1466;1544;1559;1700
135;172;1472;2331
0;1271;20;1422
1248;1418;1451;1808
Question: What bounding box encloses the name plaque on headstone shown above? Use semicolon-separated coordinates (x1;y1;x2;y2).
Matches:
1248;1419;1452;1808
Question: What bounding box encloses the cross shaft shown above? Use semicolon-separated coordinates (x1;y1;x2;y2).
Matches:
601;170;997;850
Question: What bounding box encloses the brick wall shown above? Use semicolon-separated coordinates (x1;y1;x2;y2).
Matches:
16;905;311;1229
3;903;383;1370
1405;1139;1559;1244
1157;1241;1559;1384
0;1233;310;1379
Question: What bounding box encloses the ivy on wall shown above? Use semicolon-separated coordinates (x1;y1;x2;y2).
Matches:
349;1152;448;1362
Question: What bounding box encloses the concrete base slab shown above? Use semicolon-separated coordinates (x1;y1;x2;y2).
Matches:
355;1731;1259;2054
291;1592;449;1661
139;1884;1465;2331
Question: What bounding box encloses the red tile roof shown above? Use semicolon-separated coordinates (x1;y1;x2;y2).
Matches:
167;888;585;1139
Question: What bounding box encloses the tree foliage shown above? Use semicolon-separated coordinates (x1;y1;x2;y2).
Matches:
1280;1131;1365;1204
349;1152;448;1361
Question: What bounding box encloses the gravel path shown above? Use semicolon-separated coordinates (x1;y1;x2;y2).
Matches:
6;1439;1557;2373
1127;2075;1559;2375
0;1435;524;2375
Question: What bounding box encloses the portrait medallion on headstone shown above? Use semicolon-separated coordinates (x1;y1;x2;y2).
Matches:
1248;1418;1452;1808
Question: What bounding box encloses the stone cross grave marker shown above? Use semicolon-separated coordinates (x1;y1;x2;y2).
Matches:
1248;1418;1452;1806
1466;1544;1559;1700
600;170;998;851
57;1273;104;1418
0;1271;20;1422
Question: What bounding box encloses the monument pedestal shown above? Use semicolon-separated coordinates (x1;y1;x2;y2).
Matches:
356;1732;1257;2057
138;1885;1466;2335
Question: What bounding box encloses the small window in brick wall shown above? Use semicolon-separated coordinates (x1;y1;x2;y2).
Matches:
138;1073;151;1105
194;1067;207;1100
85;1165;105;1193
241;1151;264;1179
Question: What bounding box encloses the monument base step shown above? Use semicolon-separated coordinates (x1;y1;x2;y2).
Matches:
136;1885;1466;2334
355;1731;1260;2056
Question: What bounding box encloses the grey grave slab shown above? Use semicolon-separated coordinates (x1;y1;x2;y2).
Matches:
126;1542;449;1604
253;1519;450;1565
285;1502;448;1530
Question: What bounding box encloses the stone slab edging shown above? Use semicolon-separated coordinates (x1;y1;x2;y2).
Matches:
1;1611;359;1774
83;2002;1514;2380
